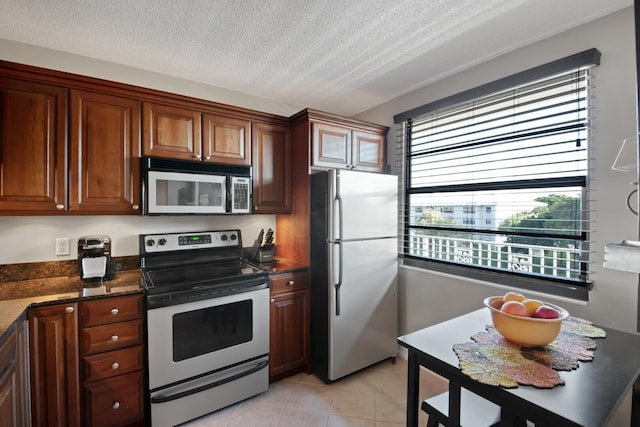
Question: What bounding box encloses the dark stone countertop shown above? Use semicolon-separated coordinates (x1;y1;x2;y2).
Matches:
0;270;143;340
248;257;309;274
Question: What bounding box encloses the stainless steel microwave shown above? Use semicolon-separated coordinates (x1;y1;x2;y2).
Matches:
142;157;252;215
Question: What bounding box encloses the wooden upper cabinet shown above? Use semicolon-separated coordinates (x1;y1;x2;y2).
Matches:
202;114;251;165
252;122;291;213
311;121;386;172
0;78;67;213
69;90;141;214
311;122;351;169
352;130;385;172
142;102;201;161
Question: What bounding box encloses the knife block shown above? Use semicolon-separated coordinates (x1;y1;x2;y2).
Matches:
256;246;274;263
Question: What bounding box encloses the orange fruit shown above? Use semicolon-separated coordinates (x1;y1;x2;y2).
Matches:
501;301;530;317
502;291;526;303
522;299;543;316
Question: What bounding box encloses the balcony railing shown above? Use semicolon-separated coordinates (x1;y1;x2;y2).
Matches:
409;234;583;279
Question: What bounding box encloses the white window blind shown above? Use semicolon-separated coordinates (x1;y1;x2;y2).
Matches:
395;49;600;299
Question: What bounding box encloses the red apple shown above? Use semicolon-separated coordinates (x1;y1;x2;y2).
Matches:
533;305;560;319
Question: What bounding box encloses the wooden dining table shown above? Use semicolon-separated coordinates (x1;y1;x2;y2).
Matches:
398;308;640;427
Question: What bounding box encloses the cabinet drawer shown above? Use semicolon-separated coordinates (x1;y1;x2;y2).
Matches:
80;294;143;327
82;345;144;383
80;319;144;356
84;370;144;427
270;271;309;294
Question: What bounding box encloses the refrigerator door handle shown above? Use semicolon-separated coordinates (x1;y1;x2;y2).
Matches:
332;241;343;316
335;172;344;242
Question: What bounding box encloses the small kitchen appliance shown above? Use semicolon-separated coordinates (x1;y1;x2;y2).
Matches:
77;235;115;283
140;229;269;427
142;156;252;215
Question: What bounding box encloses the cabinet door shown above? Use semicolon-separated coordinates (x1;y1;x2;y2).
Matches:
202;114;251;165
142;102;201;161
29;303;80;427
0;78;67;213
252;122;291;213
311;122;351;169
16;317;29;427
269;289;310;380
70;90;141;214
0;325;18;427
84;371;144;427
352;130;385;172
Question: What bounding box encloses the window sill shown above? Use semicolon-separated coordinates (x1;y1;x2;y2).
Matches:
401;257;589;303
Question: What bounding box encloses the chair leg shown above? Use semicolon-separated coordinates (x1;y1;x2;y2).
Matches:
426;415;440;427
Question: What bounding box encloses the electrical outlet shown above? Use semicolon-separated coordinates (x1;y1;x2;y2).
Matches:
55;237;70;256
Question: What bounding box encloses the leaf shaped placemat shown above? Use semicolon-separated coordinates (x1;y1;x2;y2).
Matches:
453;317;606;388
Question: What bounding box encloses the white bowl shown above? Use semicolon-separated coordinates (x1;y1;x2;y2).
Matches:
484;296;569;347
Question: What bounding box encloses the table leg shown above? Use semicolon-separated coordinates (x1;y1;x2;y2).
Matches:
407;351;419;427
448;381;461;427
632;375;640;426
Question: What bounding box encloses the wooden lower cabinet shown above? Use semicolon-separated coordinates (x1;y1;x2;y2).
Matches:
0;324;18;427
29;302;81;427
83;371;144;427
269;270;310;382
80;293;145;427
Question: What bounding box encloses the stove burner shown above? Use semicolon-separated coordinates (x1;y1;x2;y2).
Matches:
143;261;265;293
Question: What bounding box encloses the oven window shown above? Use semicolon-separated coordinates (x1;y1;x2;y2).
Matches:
172;300;253;362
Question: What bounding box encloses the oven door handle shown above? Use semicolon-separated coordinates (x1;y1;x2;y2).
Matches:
150;359;268;404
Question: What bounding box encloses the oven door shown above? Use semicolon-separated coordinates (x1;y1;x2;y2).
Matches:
146;170;227;214
147;286;269;390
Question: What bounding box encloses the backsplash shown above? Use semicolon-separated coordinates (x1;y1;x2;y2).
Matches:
0;255;139;283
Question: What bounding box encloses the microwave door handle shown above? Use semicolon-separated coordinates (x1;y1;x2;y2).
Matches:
225;176;231;213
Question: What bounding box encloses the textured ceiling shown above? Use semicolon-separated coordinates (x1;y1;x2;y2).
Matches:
0;0;632;117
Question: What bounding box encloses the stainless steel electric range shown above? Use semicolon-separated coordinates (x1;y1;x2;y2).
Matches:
140;229;269;427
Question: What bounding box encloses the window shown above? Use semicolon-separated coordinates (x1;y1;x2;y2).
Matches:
394;49;600;300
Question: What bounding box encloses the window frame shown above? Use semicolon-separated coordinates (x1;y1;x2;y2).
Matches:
394;49;601;301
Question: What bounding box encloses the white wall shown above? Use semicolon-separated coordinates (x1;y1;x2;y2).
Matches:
0;215;275;264
357;8;640;335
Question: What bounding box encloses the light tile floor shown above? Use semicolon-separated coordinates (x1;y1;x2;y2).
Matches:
182;358;449;427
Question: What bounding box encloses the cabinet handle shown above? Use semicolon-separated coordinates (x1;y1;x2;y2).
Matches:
132;204;139;210
111;308;119;315
111;362;120;370
287;280;295;286
270;298;275;303
65;306;74;313
111;335;119;342
56;204;65;210
194;154;202;160
204;155;211;160
112;401;120;410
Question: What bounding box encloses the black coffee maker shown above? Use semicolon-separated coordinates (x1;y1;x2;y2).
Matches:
77;235;115;283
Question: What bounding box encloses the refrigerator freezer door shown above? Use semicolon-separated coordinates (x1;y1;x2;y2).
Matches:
328;237;398;381
329;169;398;241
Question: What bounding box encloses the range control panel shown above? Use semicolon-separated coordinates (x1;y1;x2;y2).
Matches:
141;230;241;253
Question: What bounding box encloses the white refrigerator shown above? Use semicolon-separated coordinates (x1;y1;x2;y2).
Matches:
310;169;398;382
